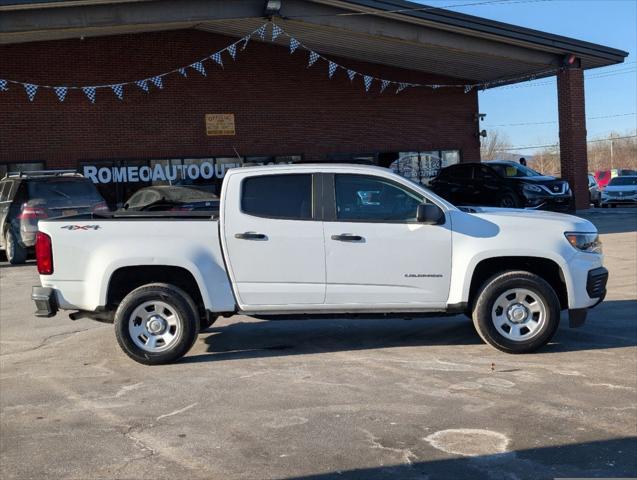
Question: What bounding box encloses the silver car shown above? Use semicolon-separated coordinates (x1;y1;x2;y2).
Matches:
601;175;637;208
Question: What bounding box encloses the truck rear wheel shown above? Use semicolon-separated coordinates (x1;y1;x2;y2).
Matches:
114;283;199;365
471;271;560;353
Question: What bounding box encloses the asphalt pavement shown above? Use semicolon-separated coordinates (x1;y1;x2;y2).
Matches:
1;208;636;479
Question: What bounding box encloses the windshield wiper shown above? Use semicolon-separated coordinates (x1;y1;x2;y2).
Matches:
50;188;71;199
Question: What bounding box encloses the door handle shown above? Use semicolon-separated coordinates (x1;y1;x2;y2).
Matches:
331;234;363;242
235;232;267;240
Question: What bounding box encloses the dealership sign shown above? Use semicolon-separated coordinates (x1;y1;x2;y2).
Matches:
83;160;240;184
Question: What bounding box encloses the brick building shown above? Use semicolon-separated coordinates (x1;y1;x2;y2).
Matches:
0;0;628;208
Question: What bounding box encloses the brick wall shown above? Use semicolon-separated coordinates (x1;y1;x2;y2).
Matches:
0;29;480;167
557;66;589;210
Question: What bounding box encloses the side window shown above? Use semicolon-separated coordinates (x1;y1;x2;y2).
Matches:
479;166;498;180
334;174;423;222
241;174;312;220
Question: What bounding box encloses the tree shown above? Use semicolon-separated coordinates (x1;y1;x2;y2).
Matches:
480;130;512;161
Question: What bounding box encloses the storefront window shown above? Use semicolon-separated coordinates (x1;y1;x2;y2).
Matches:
390;150;460;185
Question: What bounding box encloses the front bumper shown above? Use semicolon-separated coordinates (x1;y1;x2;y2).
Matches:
568;266;608;328
522;192;572;211
32;286;58;317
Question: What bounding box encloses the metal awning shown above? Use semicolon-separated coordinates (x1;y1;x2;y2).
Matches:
0;0;628;84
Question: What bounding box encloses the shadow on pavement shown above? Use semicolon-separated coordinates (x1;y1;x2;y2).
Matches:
273;437;637;480
578;207;637;234
181;299;636;364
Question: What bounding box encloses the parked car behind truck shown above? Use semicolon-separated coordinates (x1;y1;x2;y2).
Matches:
0;171;108;264
32;164;607;364
430;161;572;211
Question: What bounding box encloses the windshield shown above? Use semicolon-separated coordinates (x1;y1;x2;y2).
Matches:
608;177;637;186
490;163;542;178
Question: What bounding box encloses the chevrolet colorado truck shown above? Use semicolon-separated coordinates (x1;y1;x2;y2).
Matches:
31;164;608;364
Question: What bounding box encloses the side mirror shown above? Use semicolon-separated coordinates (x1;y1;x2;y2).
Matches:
416;203;444;225
123;203;129;210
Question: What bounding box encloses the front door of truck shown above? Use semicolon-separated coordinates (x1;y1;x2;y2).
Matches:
322;173;452;308
222;172;326;308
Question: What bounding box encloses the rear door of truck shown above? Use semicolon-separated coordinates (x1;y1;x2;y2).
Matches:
220;171;326;308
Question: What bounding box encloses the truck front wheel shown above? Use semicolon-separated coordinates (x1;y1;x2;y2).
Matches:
472;271;560;353
114;283;199;365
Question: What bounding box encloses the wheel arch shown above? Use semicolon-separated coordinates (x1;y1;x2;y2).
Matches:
106;265;207;315
467;256;569;311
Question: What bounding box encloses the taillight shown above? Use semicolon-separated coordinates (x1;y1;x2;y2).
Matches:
18;204;48;220
35;232;53;275
92;201;110;213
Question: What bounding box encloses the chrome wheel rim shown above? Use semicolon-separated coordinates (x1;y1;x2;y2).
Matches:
491;288;547;342
128;300;181;352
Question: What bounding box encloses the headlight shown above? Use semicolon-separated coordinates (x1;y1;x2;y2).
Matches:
522;184;543;193
564;232;602;254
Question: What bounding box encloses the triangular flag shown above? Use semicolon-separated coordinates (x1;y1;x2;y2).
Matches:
227;44;237;60
256;24;267;40
242;35;250;51
111;84;124;100
290;37;300;54
192;62;206;77
178;68;188;77
380;79;390;93
24;83;38;102
272;24;283;41
54;86;67;102
308;51;320;67
136;79;149;91
363;75;373;92
150;76;163;89
347;70;356;81
211;52;223;67
396;83;409;94
464;84;473;93
82;86;96;104
431;84;440;90
0;79;7;91
328;62;337;79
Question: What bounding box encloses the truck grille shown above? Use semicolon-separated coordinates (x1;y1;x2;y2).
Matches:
586;267;608;298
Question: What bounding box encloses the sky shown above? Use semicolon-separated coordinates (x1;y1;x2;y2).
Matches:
420;0;637;153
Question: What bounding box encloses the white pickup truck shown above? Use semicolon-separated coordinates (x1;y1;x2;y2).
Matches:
32;164;608;364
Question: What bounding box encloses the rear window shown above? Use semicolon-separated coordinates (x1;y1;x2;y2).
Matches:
241;174;312;219
28;179;101;201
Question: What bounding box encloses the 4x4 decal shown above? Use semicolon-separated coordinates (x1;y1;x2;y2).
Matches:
61;225;100;231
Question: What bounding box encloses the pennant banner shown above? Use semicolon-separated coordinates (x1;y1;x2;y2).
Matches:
136;79;149;92
150;76;163;89
111;84;124;100
227;44;237;60
54;86;67;102
289;37;300;54
328;62;337;79
308;51;320;67
1;22;540;105
24;83;38;102
82;86;96;103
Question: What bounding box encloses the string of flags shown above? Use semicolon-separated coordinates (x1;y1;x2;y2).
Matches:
0;22;562;104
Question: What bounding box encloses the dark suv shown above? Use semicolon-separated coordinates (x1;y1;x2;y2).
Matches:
0;170;108;264
430;161;572;211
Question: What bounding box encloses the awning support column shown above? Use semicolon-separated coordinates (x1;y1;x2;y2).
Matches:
557;65;589;211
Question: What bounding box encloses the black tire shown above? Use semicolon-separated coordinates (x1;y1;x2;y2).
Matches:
5;228;27;265
471;270;560;354
498;192;522;209
200;314;218;331
114;283;199;365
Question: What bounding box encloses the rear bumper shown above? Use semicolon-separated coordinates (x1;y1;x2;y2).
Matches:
31;286;58;317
